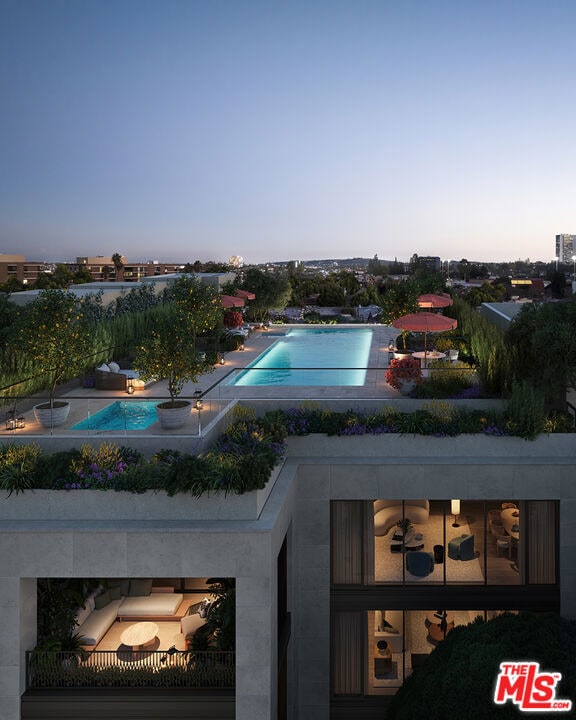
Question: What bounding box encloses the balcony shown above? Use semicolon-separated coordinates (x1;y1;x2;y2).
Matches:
26;649;235;690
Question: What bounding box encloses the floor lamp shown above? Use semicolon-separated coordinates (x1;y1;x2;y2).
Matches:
451;499;461;527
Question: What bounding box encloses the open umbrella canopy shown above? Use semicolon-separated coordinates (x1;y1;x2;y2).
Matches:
393;312;457;333
417;293;453;308
392;312;457;354
220;295;245;308
235;289;256;300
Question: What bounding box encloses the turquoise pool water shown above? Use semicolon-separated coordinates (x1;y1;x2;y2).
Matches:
71;401;159;431
230;327;373;386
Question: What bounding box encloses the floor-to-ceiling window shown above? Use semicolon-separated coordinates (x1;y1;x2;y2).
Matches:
331;499;559;708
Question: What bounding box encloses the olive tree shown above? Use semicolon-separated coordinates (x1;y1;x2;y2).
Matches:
134;275;222;407
10;290;92;407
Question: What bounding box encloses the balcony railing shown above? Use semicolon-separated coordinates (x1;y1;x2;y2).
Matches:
25;649;235;690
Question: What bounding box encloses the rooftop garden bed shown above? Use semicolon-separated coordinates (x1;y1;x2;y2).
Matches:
1;398;573;496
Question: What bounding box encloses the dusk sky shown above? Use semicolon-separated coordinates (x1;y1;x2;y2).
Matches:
1;0;575;265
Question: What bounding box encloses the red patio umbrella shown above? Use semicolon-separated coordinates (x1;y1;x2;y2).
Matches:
417;293;453;308
235;289;256;300
220;295;245;308
392;312;457;356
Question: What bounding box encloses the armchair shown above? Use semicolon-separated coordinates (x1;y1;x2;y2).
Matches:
448;534;475;561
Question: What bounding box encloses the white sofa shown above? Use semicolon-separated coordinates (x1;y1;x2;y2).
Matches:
373;499;430;536
374;610;404;653
75;588;184;646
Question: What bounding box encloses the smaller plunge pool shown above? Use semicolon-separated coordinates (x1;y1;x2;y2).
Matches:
71;401;159;431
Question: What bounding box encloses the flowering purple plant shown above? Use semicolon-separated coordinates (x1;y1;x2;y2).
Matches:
67;443;142;490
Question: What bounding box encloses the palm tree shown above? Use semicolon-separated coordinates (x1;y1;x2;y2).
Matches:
111;253;124;281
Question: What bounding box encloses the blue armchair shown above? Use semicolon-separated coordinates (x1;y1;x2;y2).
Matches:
448;534;475;561
406;551;434;577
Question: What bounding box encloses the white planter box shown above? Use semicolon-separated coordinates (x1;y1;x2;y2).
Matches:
287;433;576;458
0;460;284;522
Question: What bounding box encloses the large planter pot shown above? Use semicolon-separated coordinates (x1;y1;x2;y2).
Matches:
393;351;411;360
33;401;70;428
156;400;192;430
397;379;416;395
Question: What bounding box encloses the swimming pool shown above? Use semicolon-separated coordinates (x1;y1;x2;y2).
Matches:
71;401;159;431
230;327;373;386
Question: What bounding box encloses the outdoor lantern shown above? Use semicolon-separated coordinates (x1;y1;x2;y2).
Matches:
126;378;135;394
239;343;245;351
195;398;203;411
451;499;461;527
219;354;225;365
16;416;26;429
5;412;15;431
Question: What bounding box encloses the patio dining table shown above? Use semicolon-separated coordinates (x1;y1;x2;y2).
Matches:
411;350;446;369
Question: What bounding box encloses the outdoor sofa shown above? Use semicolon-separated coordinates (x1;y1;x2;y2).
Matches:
95;361;151;391
75;579;184;646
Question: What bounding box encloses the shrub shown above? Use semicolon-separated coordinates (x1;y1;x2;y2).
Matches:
411;359;476;399
0;442;42;494
67;443;144;490
505;380;545;440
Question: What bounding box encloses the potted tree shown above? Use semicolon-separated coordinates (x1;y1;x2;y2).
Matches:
134;275;222;429
11;290;92;428
386;357;423;395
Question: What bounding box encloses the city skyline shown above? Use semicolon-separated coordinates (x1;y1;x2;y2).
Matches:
1;1;575;265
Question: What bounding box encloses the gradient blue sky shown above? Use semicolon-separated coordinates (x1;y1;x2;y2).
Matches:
1;0;575;265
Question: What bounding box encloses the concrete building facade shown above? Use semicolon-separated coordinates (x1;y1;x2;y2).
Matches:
0;429;571;720
555;234;576;264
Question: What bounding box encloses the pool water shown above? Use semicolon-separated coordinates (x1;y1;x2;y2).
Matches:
71;401;159;431
230;327;373;386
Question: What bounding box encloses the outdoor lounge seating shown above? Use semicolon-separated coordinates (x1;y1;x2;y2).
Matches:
75;581;184;645
95;368;127;391
95;362;151;391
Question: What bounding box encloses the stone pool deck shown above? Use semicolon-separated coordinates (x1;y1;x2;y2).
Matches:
1;324;406;440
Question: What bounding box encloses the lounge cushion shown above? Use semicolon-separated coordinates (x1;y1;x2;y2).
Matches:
108;579;130;596
94;590;111;610
97;363;110;372
77;598;123;646
118;593;184;616
108;361;120;373
128;578;153;597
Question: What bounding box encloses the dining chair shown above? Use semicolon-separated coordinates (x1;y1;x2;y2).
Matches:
494;527;512;557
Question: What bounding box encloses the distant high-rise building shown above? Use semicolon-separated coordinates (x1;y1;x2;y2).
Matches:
555;234;575;263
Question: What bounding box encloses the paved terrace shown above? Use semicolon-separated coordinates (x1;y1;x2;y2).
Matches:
1;324;414;442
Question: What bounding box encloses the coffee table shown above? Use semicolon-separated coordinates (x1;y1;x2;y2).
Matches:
120;621;159;651
390;528;425;553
